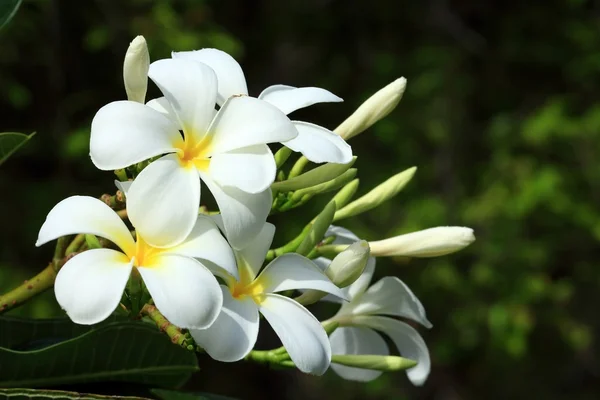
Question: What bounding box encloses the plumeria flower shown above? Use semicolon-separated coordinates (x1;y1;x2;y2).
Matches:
90;57;297;249
36;195;239;329
190;221;346;375
316;226;432;386
172;48;353;164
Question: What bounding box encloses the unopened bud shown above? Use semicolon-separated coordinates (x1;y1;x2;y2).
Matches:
334;167;416;221
123;35;150;103
85;234;102;249
272;157;356;192
331;179;360;209
325;240;370;287
369;227;475;258
331;354;417;371
295;201;337;256
335;77;407;140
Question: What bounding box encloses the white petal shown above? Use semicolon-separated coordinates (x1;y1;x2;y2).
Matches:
330;326;389;382
258;85;343;115
138;254;223;329
256;253;346;299
90;101;182;170
283;121;352;164
126;154;200;248
36;196;135;255
114;180;132;195
200;173;271;250
209;96;297;154
209;144;276;193
167;215;238;280
327;225;362;244
338;277;432;328
259;294;331;375
357;316;430;386
190;285;259;362
146;97;178;125
172;48;248;105
54;249;132;325
148;58;218;143
234;222;275;283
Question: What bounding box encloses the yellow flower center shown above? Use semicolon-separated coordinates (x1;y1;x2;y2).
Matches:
176;133;213;171
128;234;165;268
230;278;268;304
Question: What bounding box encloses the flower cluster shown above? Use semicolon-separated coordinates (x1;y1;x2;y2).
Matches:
36;36;475;382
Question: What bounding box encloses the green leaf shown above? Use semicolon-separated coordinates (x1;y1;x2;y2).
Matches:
0;315;124;350
152;389;238;400
0;0;21;30
0;321;199;388
0;132;36;167
0;388;151;399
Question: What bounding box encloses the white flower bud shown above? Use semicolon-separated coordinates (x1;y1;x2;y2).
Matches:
325;240;370;288
334;167;416;221
331;354;417;371
123;35;150;103
369;227;475;258
335;77;407;140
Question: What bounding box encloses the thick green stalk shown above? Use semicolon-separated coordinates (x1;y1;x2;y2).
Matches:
0;264;57;313
141;304;194;350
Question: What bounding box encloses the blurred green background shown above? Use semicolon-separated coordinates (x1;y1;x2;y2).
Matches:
1;0;600;399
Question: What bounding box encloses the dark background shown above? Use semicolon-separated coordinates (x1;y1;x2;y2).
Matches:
1;0;599;399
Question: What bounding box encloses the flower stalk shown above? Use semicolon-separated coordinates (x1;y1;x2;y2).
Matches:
141;304;195;350
0;263;57;314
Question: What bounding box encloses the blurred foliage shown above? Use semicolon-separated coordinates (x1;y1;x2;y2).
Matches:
1;0;600;399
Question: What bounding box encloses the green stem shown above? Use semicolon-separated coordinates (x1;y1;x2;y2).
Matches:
245;349;291;365
265;224;312;262
141;304;195;350
52;236;69;266
0;264;57;314
65;234;85;255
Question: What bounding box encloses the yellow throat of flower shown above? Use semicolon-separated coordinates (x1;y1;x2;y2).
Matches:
176;133;212;171
129;233;165;268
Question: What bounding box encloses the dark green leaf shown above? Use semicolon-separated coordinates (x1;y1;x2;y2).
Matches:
0;132;35;167
152;389;238;400
0;0;21;30
0;388;150;399
0;315;125;350
0;321;199;388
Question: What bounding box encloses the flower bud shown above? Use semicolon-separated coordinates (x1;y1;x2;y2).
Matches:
295;200;337;256
272;157;356;192
331;178;359;209
291;168;357;202
325;240;370;288
335;77;407;140
123;35;150;103
369;227;475;258
334;167;416;222
331;354;417;371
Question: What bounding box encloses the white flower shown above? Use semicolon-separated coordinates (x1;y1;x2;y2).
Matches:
172;48;353;164
90;58;297;249
316;226;432;385
190;221;346;375
36;196;239;329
